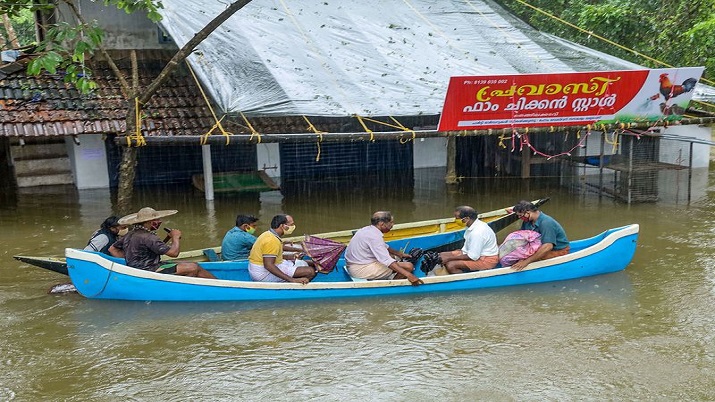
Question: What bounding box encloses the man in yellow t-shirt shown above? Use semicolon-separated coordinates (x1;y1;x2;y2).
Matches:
248;214;316;284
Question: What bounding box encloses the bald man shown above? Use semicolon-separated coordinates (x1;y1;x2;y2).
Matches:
344;211;423;286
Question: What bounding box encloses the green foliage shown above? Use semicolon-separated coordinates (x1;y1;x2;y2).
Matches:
1;0;164;94
0;0;54;17
103;0;164;22
496;0;715;80
26;21;102;90
685;17;715;71
0;7;36;46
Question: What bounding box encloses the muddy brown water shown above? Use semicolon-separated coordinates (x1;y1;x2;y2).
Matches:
1;167;714;400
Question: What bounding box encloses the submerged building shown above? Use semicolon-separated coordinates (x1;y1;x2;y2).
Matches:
1;0;713;203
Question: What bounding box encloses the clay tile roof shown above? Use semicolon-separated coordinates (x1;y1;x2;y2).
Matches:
0;50;246;138
1;50;439;138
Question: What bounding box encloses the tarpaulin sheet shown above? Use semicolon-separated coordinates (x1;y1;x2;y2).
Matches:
157;0;713;117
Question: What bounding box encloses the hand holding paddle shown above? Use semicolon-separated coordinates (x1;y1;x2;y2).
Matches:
163;227;182;243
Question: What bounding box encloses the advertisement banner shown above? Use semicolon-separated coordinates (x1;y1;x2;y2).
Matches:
438;67;705;131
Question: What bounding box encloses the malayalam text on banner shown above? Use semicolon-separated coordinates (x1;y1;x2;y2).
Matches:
437;67;705;131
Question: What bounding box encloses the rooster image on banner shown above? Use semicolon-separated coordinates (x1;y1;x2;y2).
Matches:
633;67;704;118
646;73;699;115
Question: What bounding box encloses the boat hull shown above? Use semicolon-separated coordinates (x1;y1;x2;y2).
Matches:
65;224;639;302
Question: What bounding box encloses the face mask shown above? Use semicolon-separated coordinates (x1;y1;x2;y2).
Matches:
150;221;162;231
118;227;129;236
246;226;256;235
283;224;296;235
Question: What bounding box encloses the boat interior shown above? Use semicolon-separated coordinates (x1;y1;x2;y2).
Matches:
79;226;619;283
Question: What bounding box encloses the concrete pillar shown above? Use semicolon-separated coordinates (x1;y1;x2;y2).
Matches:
413;137;447;168
65;134;109;189
201;144;214;201
257;143;281;178
521;147;531;178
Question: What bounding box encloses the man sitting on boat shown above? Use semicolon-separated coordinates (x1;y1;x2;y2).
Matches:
248;214;317;284
221;214;259;260
345;211;423;286
510;200;569;271
84;216;128;255
109;207;216;278
423;206;499;274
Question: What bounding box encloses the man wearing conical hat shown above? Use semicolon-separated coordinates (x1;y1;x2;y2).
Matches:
109;207;216;278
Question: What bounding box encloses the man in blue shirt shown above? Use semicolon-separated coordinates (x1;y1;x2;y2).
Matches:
221;214;259;260
511;200;569;271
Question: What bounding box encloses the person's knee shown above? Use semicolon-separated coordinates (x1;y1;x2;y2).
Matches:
179;262;201;276
302;267;316;280
444;263;460;273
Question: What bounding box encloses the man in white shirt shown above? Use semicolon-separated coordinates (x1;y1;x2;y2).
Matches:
432;206;499;274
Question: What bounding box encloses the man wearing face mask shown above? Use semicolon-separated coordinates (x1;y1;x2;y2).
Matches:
424;206;499;274
510;200;569;271
248;214;316;284
84;216;128;255
221;214;259;260
109;207;216;278
345;211;423;285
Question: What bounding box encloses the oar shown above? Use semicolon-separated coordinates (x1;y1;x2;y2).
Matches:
163;227;172;242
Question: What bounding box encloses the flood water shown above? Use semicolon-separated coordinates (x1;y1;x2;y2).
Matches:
1;165;714;400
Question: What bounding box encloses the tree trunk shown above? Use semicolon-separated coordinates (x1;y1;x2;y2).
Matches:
116;146;137;213
2;14;20;48
137;0;252;104
116;51;140;213
116;0;252;208
0;19;5;49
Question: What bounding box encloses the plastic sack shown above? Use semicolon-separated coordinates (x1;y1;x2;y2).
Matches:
498;230;542;267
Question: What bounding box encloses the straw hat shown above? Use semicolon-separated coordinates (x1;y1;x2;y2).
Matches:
118;207;178;225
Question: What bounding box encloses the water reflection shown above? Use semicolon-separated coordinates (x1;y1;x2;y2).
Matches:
1;165;715;400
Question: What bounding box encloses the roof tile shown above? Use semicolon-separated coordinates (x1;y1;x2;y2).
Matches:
2;50;440;138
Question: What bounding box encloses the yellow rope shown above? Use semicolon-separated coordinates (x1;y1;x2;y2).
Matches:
514;0;670;68
186;60;232;145
603;129;620;154
126;97;146;147
303;116;326;161
200;115;229;145
497;135;508;148
351;115;417;143
240;112;261;143
461;0;553;70
388;117;416;144
511;0;715;90
354;115;374;141
358;116;400;130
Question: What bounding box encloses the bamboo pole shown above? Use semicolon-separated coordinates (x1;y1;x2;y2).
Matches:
445;136;458;184
116;118;715;147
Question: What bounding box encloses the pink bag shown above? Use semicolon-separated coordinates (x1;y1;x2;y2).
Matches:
498;230;542;267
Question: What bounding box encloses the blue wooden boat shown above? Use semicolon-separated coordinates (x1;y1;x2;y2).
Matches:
65;224;639;302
